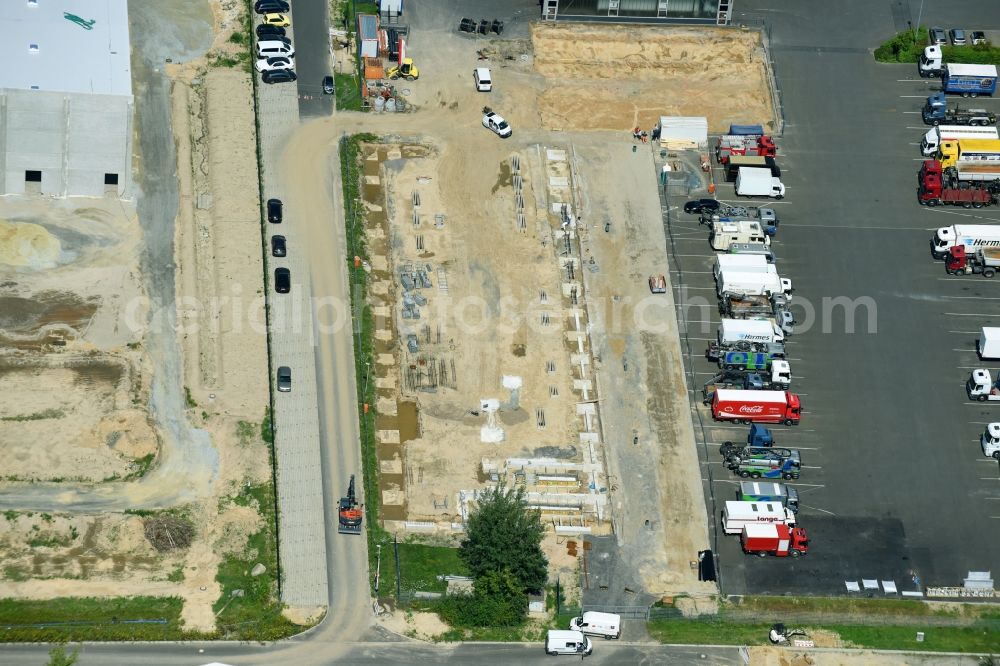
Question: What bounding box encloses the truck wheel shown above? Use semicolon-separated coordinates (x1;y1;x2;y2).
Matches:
927;199;938;206
974;202;984;209
971;92;979;98
775;195;784;200
783;418;794;426
994;451;1000;460
985;269;995;278
739;470;751;478
978;120;989;126
979;395;988;402
962;92;971;98
790;549;802;558
782;472;794;480
964;202;973;209
757;551;768;558
932;119;940;126
750;472;761;479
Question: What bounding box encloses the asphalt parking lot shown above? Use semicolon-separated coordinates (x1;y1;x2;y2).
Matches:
663;0;1000;596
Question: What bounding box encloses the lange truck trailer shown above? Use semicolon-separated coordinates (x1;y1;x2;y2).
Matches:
718;318;784;346
722;501;795;535
713;254;772;280
725;155;780;181
717;270;793;300
738;481;799;512
741;523;809;557
918;160;998;207
942;63;998;97
930;224;1000;258
922;91;997;126
937;138;1000;169
921;125;999;155
946;246;1000;276
710;219;770;251
735;167;785;199
711;389;801;426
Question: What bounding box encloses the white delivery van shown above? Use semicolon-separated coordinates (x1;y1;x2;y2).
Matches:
570;611;621;639
981;327;1000;359
474;67;492;92
921;125;999;155
713;254;771;281
736;167;785;199
545;630;593;655
718;318;784;345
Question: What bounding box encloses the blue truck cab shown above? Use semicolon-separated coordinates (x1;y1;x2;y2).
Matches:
942;64;998;97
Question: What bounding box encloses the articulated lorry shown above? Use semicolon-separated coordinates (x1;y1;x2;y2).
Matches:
922;92;997;126
723;445;801;479
710;389;801;426
967;368;1000;401
736;167;785;199
942;63;998;97
737;481;799;512
981;423;1000;459
921;125;998;155
946;246;1000;276
702;362;791;402
717;351;785;373
981;327;1000;359
930;224;1000;258
937;138;1000;169
918;160;999;207
717;318;785;346
741;523;809;557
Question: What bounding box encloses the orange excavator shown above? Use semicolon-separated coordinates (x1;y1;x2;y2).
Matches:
338;475;363;535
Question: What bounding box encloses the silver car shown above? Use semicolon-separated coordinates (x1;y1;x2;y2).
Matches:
929;27;947;45
950;28;967;46
277;366;292;392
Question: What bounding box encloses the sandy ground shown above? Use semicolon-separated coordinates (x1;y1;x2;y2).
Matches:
532;23;775;133
748;646;941;666
0;0;273;635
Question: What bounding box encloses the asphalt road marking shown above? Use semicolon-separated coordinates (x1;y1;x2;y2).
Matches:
902;111;921;114
899;95;928;98
920;207;1000;221
946;295;1000;300
945;312;1000;316
981;478;1000;481
801;504;835;516
950;330;986;334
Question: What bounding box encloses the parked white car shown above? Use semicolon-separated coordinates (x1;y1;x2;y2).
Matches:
256;56;295;73
482;109;511;138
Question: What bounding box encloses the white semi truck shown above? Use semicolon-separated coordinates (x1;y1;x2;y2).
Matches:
718;318;784;346
716;270;793;300
931;224;1000;259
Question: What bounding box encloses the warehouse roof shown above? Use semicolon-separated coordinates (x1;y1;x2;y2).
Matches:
3;0;131;97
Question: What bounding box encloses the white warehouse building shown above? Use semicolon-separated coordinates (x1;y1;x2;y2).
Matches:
2;0;133;198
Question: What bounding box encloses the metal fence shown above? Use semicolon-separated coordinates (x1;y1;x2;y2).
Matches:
739;17;785;137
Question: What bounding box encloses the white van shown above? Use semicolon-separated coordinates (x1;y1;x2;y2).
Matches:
474;67;492;92
545;630;592;656
257;41;295;58
570;611;621;639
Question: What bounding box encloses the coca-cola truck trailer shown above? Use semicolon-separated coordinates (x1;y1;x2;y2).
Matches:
711;389;801;426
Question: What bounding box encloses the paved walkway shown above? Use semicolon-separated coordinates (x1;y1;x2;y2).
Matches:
254;21;330;607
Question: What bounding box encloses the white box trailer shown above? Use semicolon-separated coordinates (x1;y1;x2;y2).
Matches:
736;167;785;199
710;220;770;251
718;318;783;345
922;125;999;155
717;271;793;299
931;224;1000;258
722;500;796;534
713;255;771;280
981;327;1000;359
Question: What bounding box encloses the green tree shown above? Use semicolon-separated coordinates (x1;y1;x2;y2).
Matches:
459;484;548;592
47;644;79;666
438;568;528;627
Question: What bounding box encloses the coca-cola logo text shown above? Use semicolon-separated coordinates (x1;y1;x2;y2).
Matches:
738;405;765;414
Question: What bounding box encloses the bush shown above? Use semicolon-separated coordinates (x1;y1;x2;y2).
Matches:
437;569;528;628
875;27;1000;66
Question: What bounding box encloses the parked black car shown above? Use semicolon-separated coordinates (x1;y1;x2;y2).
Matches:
255;0;289;15
323;75;335;94
275;268;291;293
271;235;287;257
256;24;286;39
267;198;282;223
683;198;721;215
263;69;297;84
